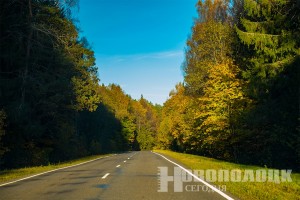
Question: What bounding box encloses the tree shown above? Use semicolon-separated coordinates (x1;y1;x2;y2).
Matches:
135;97;158;150
183;0;232;96
0;0;101;167
233;0;300;169
97;84;137;150
196;60;248;159
157;83;195;152
155;0;300;171
181;0;242;157
235;0;299;99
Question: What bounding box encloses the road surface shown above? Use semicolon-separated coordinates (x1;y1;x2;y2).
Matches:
0;151;235;200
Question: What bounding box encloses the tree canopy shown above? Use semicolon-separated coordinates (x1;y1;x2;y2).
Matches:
157;0;300;170
0;0;299;171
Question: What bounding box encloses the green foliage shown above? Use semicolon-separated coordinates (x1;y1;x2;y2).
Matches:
236;0;299;98
232;0;300;169
157;0;300;171
135;97;159;150
0;0;125;168
95;85;159;151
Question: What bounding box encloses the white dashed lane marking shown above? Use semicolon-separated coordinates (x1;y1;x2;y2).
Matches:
101;173;110;179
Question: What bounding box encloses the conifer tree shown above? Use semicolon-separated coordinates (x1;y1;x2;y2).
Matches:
233;0;300;169
235;0;299;98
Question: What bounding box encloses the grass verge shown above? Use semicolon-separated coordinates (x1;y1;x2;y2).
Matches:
154;150;300;200
0;154;111;184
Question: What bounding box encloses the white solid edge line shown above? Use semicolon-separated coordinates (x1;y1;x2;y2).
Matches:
102;173;110;179
0;155;114;187
153;152;234;200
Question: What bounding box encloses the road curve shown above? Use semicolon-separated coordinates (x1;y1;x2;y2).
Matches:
0;151;234;200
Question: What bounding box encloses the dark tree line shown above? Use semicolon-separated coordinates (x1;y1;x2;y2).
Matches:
0;0;99;168
0;0;160;169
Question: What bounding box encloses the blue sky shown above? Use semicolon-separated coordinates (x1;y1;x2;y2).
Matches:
77;0;198;104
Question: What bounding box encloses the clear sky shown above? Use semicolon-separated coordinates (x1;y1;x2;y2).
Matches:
77;0;198;105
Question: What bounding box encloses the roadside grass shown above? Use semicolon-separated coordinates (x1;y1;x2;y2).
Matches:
0;154;111;184
154;150;300;200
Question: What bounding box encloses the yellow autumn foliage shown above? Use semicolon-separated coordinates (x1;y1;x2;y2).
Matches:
196;60;246;136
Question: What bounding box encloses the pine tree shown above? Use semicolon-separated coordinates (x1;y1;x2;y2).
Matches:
235;0;299;98
233;0;300;169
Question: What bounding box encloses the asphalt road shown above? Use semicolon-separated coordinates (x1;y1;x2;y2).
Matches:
0;151;234;200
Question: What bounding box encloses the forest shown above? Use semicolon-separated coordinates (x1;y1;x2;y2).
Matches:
0;0;299;171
